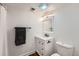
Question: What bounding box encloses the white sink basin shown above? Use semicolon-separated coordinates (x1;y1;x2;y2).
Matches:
43;31;54;37
35;35;54;40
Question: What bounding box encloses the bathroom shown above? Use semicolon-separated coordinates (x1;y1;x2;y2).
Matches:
1;3;79;56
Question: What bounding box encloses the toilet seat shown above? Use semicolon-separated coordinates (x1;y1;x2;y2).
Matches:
51;53;60;56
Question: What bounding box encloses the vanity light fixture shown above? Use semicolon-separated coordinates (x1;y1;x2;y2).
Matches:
39;3;48;10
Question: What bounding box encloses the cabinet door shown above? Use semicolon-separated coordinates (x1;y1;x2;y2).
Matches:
44;39;54;56
38;39;45;56
35;37;45;56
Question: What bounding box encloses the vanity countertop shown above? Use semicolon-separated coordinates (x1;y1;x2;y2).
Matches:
35;35;54;40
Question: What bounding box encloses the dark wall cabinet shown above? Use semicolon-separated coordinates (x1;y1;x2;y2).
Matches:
15;27;26;46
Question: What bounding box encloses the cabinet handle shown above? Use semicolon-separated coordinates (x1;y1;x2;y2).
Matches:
47;40;51;44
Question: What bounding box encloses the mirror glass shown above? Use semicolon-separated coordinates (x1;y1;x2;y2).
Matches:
42;15;54;33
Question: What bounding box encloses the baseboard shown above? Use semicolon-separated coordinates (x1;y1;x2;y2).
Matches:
19;49;35;56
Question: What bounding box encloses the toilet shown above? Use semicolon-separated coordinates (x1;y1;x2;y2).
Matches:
51;42;74;56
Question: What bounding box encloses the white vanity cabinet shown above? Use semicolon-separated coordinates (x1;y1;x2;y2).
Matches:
35;36;55;56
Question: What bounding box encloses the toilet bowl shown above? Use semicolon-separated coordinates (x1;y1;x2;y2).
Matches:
51;42;74;56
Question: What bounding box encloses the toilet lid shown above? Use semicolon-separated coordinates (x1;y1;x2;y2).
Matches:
51;53;60;56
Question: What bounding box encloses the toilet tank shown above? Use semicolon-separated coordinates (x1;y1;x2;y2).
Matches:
56;42;74;56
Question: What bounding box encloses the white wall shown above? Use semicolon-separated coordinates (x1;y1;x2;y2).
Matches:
54;4;79;56
7;4;43;56
6;3;79;56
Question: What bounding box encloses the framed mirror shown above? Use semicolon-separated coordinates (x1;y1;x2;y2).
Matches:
42;15;54;34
